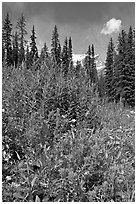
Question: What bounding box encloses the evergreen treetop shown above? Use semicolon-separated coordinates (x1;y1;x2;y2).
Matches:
2;12;13;66
51;25;61;66
30;25;39;61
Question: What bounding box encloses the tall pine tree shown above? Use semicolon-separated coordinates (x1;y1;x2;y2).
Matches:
40;42;49;61
30;25;39;63
68;36;73;62
105;38;115;100
115;30;127;103
16;13;27;64
91;44;98;84
62;37;69;78
98;70;105;98
25;45;31;69
12;31;19;68
75;60;81;78
85;45;97;85
85;45;92;80
51;25;61;69
112;50;119;102
122;26;135;106
2;29;5;62
2;12;13;66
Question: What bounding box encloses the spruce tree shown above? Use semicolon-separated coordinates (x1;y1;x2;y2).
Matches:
30;25;39;63
105;38;115;100
40;42;49;61
62;37;69;78
85;45;92;79
2;12;13;66
25;45;30;69
68;36;73;62
75;60;81;78
51;25;61;68
115;30;127;103
91;44;98;84
85;45;97;85
122;26;135;106
112;50;119;102
2;29;5;62
98;71;105;98
16;13;27;64
12;31;19;68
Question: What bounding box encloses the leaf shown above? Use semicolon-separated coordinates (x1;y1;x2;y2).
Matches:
6;176;12;181
13;192;24;200
18;160;24;168
31;174;37;188
21;173;29;184
42;196;49;202
116;150;122;160
15;151;21;160
59;168;65;175
105;151;108;159
68;170;76;180
35;195;41;202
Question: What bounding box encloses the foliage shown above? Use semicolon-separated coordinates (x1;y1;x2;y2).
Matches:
2;60;135;202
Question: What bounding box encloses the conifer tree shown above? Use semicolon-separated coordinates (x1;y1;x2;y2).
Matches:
40;42;49;61
98;71;105;98
12;31;19;68
91;44;98;84
62;37;69;77
85;45;92;79
25;45;30;69
30;25;39;63
58;43;61;63
85;45;97;85
112;50;119;102
122;26;135;106
105;38;115;100
2;29;5;62
51;25;61;67
68;36;73;62
2;12;13;66
75;60;81;78
16;13;27;64
115;30;127;103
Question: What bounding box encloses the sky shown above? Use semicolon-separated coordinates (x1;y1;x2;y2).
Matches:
2;2;135;62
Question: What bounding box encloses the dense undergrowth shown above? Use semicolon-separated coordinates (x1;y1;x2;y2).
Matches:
2;64;135;202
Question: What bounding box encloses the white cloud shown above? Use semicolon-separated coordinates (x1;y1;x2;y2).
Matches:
101;18;122;35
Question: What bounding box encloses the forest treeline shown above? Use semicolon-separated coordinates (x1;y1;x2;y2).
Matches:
2;12;135;107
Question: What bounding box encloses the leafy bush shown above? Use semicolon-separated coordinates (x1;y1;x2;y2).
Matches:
2;63;135;202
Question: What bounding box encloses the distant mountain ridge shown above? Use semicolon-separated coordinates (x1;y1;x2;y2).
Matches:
72;54;105;72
